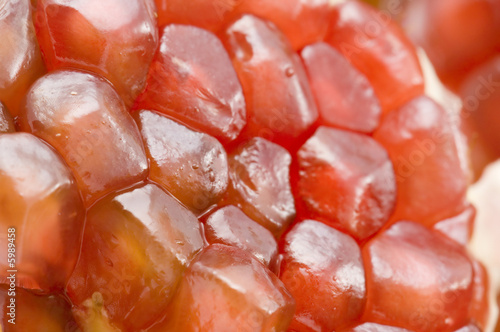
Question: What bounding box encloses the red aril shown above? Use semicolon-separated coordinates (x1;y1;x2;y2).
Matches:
374;96;468;227
134;110;228;215
67;183;205;331
280;220;366;331
34;0;159;106
232;0;337;50
155;0;336;51
348;323;412;332
301;42;381;133
149;244;295;332
154;0;236;32
20;70;148;206
0;0;45;116
363;221;474;331
221;14;318;149
296;126;396;240
326;0;424;113
0;133;85;292
134;24;246;143
433;204;476;246
223;137;296;237
204;205;279;271
0;0;494;331
0;286;78;332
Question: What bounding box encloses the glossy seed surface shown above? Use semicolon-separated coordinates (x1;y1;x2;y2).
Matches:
20;70;148;205
135;110;228;215
67;183;205;331
0;133;85;292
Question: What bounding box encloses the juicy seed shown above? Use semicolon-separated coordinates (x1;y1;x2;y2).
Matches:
221;14;318;149
67;183;205;331
19;70;149;205
280;220;366;331
296;126;396;240
363;221;474;332
149;244;296;332
134;24;246;143
223;137;296;237
134;110;229;215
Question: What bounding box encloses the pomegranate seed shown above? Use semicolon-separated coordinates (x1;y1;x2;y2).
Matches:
0;133;85;292
280;220;366;331
154;0;236;32
149;244;295;331
19;70;148;205
221;14;318;149
134;24;246;143
296;126;396;240
232;0;337;50
67;183;205;331
0;286;78;331
374;96;468;227
348;322;412;331
223;137;296;237
0;1;494;330
301;42;381;133
0;0;45;116
326;0;424;113
433;204;476;246
363;221;474;331
134;110;229;215
204;205;279;271
34;0;159;106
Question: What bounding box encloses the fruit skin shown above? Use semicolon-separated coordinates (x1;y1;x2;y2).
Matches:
223;137;296;237
0;0;46;116
149;244;295;332
134;110;229;215
373;96;468;228
301;42;381;133
204;205;279;271
280;220;366;331
296;126;396;241
0;285;79;332
0;102;15;133
20;70;148;206
67;183;205;331
134;24;246;143
363;221;474;332
0;133;85;293
34;0;159;106
221;14;318;149
326;0;424;113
